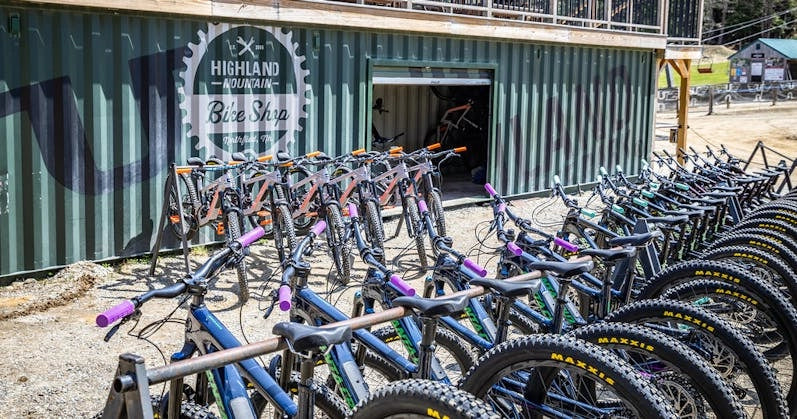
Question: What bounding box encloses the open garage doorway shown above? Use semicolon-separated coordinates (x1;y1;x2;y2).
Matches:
369;65;493;202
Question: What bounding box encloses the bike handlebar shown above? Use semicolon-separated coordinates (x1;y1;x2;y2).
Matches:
96;300;136;327
96;226;266;327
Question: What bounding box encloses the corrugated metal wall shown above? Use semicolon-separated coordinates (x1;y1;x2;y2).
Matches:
0;5;656;276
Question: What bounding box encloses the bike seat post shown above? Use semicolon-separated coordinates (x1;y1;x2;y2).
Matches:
551;275;575;335
418;315;439;380
493;293;515;344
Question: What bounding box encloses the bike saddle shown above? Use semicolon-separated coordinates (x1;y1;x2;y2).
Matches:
580;247;636;262
187;157;204;166
392;294;469;318
469;278;541;298
647;214;691;225
272;322;352;353
713;185;742;192
231;152;248;162
681;203;716;214
664;209;703;218
695;197;725;206
706;191;736;198
608;232;659;247
315;152;330;160
276;151;292;162
206;156;225;165
527;260;593;278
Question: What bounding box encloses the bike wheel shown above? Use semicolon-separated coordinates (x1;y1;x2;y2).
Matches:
168;173;199;242
458;334;675;418
224;207;249;302
701;244;797;306
289;166;316;235
707;229;797;273
730;217;797;240
403;195;428;269
252;378;348;418
363;200;385;253
426;188;446;238
325;204;352;283
370;325;475;384
351;379;498;419
273;202;298;263
571;322;745;418
606;299;789;418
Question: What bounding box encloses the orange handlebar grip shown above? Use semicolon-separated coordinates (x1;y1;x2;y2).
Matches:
352;148;366;156
454;146;468;153
228;160;242;165
389;146;403;153
306;150;321;158
257;154;273;162
427;143;442;150
280;161;294;168
175;167;193;174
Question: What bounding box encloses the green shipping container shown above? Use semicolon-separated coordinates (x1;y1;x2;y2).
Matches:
0;4;656;277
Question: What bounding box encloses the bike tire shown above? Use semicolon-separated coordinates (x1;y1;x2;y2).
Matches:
224;208;249;303
637;260;797;363
605;299;789;419
570;322;745;418
289;166;317;236
351;379;498;419
168;173;199;242
707;230;797;273
273;202;298;263
363;199;385;254
326;204;352;283
403;195;428;269
457;334;676;418
427;188;447;238
701;244;797;307
729;217;797;240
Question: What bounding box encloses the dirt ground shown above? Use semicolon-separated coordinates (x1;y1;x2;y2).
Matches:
0;103;795;417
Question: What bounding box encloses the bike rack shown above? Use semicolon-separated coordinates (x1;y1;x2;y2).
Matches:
99;266;561;417
148;164;193;276
742;140;797;194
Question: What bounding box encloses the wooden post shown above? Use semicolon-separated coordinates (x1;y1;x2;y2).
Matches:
669;58;691;165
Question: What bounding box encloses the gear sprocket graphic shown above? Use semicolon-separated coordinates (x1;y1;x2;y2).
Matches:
178;23;311;159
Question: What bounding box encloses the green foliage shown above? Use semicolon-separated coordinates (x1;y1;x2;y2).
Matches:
658;61;732;88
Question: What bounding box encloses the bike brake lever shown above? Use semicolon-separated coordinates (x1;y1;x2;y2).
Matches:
262;289;279;319
103;310;139;342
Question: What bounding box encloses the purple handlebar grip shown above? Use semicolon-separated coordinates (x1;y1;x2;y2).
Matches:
311;221;327;236
463;258;488;277
278;285;292;311
348;203;358;218
484;183;497;197
96;300;135;327
390;274;416;296
554;237;579;252
506;242;523;256
498;203;506;213
237;227;266;247
417;200;428;214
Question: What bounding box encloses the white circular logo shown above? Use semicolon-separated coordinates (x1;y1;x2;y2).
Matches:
178;23;311;159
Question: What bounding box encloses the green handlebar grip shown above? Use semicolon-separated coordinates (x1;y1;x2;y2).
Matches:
600;167;608;176
615;164;623;173
649;181;659;189
675;182;690;191
580;208;597;218
641;190;655;199
553;175;561;185
612;204;625;214
632;197;649;207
